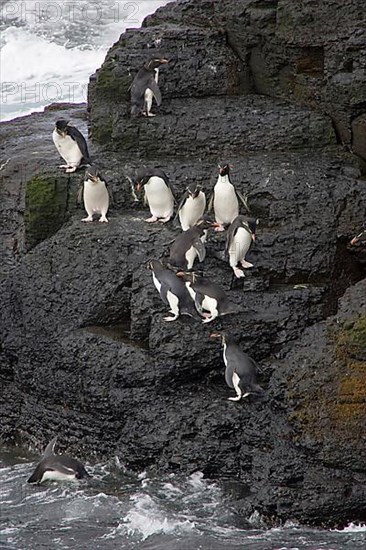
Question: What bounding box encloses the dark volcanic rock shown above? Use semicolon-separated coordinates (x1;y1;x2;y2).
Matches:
1;0;366;530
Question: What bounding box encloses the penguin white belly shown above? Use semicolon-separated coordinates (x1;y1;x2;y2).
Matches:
83;179;109;215
145;177;174;218
53;130;82;166
185;246;198;270
40;469;77;483
213;181;238;225
229;227;252;267
152;273;162;294
179;193;206;230
201;296;218;315
166;290;179;317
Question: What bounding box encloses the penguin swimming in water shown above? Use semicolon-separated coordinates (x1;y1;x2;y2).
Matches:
177;272;240;324
136;168;174;223
130;58;169;117
78;166;110;223
208;164;248;232
52;119;91;173
225;216;258;278
176;183;206;231
148;260;199;322
211;332;264;401
27;437;90;484
169;219;208;270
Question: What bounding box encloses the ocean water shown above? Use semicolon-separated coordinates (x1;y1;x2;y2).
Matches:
0;0;170;120
1;448;366;550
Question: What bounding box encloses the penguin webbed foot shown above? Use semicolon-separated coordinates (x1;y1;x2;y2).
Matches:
241;260;253;269
214;224;225;232
228;396;242;402
65;167;77;173
99;215;109;223
145;215;159;223
233;267;245;278
81;216;93;222
159;215;172;224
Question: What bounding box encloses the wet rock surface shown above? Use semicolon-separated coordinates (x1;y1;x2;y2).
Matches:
1;0;366;528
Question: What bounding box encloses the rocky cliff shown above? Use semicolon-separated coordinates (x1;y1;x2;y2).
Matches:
1;0;365;527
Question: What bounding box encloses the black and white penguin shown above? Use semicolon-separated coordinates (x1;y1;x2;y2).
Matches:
177;272;240;324
52;119;91;173
78;166;110;223
211;333;264;401
169;220;208;270
208;164;248;232
225;216;258;278
27;437;90;484
176;183;206;231
130;57;169;117
148;260;199;322
137;168;174;223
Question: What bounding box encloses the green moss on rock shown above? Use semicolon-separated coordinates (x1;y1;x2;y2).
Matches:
25;174;68;250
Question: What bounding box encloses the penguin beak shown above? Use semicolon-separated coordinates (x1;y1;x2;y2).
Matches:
137;181;142;192
251;234;256;242
159;59;169;64
350;237;358;245
209;332;221;339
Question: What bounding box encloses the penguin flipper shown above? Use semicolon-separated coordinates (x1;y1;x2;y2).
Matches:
236;190;250;213
43;436;58;457
67;126;91;164
27;463;44;484
158;282;170;305
77;182;84;204
193;291;205;313
193;239;206;262
207;192;214;213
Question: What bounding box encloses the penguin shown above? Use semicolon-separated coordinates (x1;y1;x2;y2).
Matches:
169;220;208;270
78;166;110;223
211;332;264;401
176;183;206;231
177;272;240;324
225;216;258;278
52;119;91;173
208;164;248;232
136;168;174;223
27;437;90;484
148;260;199;322
130;58;169;117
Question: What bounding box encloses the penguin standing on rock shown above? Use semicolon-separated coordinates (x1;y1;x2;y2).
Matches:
148;260;199;322
176;183;206;231
52;119;91;173
169;219;208;270
130;58;169;117
137;168;174;223
79;166;110;223
177;272;240;323
27;437;91;484
210;333;264;401
226;216;258;278
209;164;248;232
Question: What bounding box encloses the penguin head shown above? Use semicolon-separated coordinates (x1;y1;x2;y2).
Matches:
145;58;169;71
244;217;259;239
55;119;69;136
146;259;163;272
218;164;231;177
176;271;197;284
85;165;102;183
210;331;235;346
187;182;202;199
350;223;366;246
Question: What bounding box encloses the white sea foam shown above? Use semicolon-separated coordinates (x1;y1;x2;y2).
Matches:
334;522;366;533
0;0;170;121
